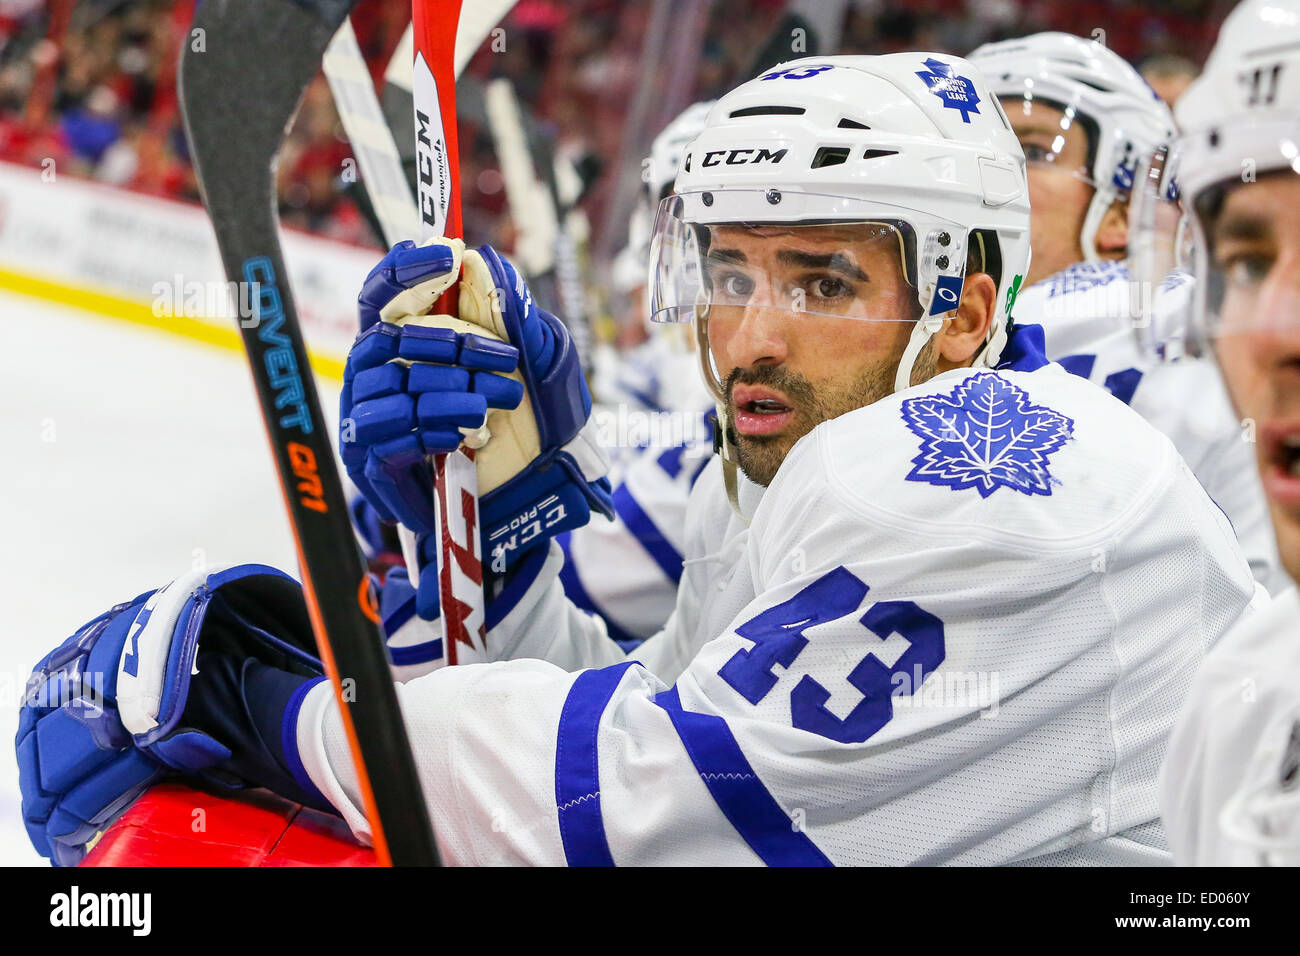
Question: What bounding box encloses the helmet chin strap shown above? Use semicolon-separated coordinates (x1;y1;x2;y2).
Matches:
695;308;751;522
1079;182;1118;265
894;315;945;393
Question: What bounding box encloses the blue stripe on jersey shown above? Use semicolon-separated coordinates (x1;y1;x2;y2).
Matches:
621;383;665;414
555;661;639;866
613;483;684;585
557;534;645;649
283;676;331;808
388;639;442;666
380;588;445;666
1056;353;1096;379
485;544;548;631
381;593;417;639
653;685;833;867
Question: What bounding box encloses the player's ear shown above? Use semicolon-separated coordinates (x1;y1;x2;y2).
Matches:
936;272;996;369
1095;198;1129;258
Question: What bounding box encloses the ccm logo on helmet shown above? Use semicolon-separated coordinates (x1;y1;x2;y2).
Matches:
701;147;788;167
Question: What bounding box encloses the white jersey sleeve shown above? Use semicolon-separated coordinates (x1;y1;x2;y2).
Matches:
1159;585;1300;865
296;355;1256;865
1016;263;1284;594
557;431;712;646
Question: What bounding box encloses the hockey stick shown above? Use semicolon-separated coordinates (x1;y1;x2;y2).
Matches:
178;0;439;866
323;18;419;248
482;77;559;281
481;77;595;371
734;0;849;83
411;0;489;666
323;8;531;626
381;1;519;204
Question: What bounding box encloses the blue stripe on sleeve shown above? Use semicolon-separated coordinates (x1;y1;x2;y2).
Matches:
381;592;418;638
557;533;645;650
388;639;442;666
554;661;639;866
281;676;331;809
613;484;684;585
485;543;548;631
653;686;833;867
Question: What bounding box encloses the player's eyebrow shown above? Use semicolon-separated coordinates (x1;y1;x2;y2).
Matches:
1010;123;1070;138
709;248;748;265
776;250;870;281
1213;211;1273;245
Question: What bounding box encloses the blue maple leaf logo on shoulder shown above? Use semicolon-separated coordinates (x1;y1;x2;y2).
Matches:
900;372;1074;498
915;57;981;123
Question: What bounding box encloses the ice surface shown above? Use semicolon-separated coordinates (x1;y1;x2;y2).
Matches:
0;290;344;866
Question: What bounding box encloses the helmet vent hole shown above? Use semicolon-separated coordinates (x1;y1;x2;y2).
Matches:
728;105;805;118
862;148;900;161
837;118;871;129
811;147;850;169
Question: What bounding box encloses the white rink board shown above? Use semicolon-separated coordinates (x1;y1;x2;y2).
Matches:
0;161;380;364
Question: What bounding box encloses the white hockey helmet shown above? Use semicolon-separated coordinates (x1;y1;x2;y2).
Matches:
1154;0;1300;355
648;54;1031;400
969;32;1175;263
622;101;716;284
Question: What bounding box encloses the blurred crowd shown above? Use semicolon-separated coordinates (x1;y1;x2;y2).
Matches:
0;0;1220;256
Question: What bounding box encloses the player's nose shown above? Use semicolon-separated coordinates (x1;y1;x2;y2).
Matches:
727;303;790;369
1244;252;1300;378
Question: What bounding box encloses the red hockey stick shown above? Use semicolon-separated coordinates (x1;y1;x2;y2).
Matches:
411;0;486;665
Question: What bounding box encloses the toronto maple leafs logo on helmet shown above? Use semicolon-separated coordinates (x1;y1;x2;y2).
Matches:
915;58;982;124
900;373;1074;497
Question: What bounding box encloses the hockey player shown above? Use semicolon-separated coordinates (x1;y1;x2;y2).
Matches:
563;100;719;646
969;33;1283;593
596;100;716;419
1152;0;1300;865
20;54;1258;866
347;103;719;650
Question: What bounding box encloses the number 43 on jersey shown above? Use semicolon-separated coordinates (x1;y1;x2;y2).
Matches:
718;567;946;744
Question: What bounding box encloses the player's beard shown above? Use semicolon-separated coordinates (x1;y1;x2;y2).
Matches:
726;338;938;487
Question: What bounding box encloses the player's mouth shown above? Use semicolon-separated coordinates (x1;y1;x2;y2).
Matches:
732;384;794;436
1261;421;1300;509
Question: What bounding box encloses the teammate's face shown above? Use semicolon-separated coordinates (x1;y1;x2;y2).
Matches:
1206;173;1300;583
704;224;927;487
1002;97;1098;285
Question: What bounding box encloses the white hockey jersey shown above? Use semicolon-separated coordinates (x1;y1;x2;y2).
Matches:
296;328;1257;865
592;327;713;420
563;328;716;644
1016;261;1283;594
558;430;712;647
1159;586;1300;865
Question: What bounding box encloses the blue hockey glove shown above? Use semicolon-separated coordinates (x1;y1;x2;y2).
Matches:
341;238;613;617
16;565;328;865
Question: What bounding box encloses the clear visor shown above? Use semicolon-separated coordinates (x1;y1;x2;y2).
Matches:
998;92;1096;187
648;190;969;326
1155;124;1300;358
998;92;1148;199
1127;143;1196;357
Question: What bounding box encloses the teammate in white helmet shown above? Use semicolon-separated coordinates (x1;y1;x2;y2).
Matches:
970;32;1283;593
20;54;1258;866
560;101;719;648
1152;0;1300;866
597;100;716;418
